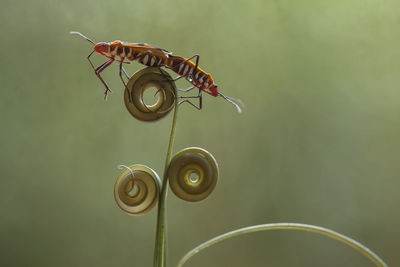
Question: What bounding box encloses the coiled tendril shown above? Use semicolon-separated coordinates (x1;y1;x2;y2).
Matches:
168;147;219;202
124;67;177;122
114;164;161;215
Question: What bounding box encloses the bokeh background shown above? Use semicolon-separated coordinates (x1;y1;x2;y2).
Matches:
1;0;399;266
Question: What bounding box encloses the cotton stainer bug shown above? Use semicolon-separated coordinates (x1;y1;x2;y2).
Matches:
70;31;243;112
70;31;171;99
167;55;244;113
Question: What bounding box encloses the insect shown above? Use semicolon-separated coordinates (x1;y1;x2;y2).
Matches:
70;31;243;112
70;31;171;99
167;55;243;113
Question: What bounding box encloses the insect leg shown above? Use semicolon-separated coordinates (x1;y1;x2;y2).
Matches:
119;57;129;90
178;88;203;110
87;50;96;70
94;58;115;100
119;58;131;101
172;75;185;82
119;57;134;102
178;85;197;93
121;66;130;79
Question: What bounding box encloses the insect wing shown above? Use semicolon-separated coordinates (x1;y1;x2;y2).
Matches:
125;43;172;55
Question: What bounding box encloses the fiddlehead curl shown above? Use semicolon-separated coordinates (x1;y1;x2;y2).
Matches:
124;67;177;122
168;147;219;202
114;164;161;215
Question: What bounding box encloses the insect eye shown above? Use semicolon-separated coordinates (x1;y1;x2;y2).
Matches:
102;43;106;47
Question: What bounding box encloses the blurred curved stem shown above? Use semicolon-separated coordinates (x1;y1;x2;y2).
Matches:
177;223;387;267
154;100;179;267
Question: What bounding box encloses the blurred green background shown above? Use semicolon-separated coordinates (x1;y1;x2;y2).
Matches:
1;0;399;266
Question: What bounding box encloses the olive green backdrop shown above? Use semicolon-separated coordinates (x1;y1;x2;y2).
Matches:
1;0;399;266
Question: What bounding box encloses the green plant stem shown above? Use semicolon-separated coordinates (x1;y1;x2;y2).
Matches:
154;101;179;267
177;223;387;267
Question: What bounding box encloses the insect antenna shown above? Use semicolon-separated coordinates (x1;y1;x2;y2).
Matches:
70;31;96;44
218;93;244;113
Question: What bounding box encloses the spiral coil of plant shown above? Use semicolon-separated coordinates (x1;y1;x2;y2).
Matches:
115;164;161;215
111;67;387;267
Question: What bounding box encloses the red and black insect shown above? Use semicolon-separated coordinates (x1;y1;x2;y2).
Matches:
70;31;171;99
167;55;243;113
70;31;243;112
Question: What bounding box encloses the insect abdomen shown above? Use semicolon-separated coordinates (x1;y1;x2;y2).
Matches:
168;57;193;77
136;54;164;67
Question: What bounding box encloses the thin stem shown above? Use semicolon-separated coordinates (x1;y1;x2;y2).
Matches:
154;99;179;267
177;223;387;267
